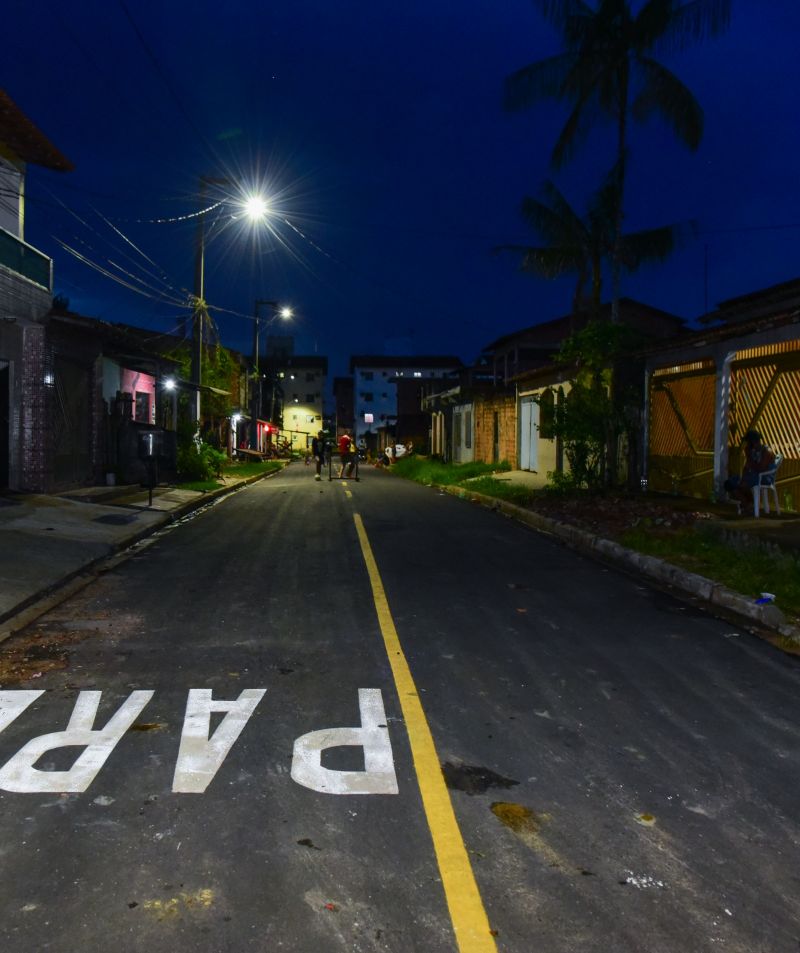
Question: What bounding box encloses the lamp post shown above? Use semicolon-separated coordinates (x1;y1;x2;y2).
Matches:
190;176;230;430
190;180;273;433
250;301;292;450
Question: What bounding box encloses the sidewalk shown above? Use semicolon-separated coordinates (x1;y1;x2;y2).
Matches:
0;469;283;634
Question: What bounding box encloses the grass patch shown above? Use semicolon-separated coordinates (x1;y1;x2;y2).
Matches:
391;457;511;486
460;476;539;507
620;526;800;619
177;478;223;492
223;460;284;479
176;459;284;491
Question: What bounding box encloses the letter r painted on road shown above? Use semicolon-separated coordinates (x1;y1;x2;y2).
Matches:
0;690;154;793
172;688;266;793
291;688;398;795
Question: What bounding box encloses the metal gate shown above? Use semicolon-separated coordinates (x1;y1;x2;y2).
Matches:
53;356;92;487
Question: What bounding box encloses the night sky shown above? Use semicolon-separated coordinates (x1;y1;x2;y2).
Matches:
5;1;799;378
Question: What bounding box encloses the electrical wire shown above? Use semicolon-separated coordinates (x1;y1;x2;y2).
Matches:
117;0;218;164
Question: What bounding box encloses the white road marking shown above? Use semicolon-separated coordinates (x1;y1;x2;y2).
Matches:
0;688;396;796
172;688;266;793
291;688;398;795
0;690;153;793
0;691;44;733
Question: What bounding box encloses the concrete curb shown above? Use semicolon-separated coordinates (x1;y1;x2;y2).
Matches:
443;484;800;644
0;464;288;634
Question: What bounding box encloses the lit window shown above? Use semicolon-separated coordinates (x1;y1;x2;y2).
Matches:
413;372;422;377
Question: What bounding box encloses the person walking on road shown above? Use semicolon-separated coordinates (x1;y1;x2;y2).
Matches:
338;430;354;478
312;431;326;481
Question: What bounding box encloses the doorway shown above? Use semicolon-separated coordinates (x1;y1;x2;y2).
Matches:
519;398;539;471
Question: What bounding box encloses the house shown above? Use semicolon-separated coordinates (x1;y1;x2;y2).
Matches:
511;300;686;476
41;312;183;487
333;376;354;435
349;355;463;449
423;359;514;464
0;90;73;491
423;299;685;473
642;277;800;509
273;355;327;452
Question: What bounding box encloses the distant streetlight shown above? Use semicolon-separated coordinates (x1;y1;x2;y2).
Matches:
250;301;293;450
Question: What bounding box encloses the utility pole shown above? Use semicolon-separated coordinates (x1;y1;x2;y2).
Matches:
249;299;277;450
250;301;293;449
190;176;228;433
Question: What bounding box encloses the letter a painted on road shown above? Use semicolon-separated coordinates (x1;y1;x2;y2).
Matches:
291;688;398;795
0;691;44;735
172;688;266;793
0;690;154;793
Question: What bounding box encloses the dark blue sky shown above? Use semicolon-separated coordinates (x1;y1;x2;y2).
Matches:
5;1;799;377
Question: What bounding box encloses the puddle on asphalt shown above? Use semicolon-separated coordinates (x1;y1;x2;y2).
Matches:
491;801;542;834
297;838;322;851
441;761;519;795
93;513;140;525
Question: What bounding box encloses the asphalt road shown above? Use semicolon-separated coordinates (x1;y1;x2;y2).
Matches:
1;463;799;953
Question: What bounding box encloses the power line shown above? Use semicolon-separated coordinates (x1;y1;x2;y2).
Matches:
117;0;218;164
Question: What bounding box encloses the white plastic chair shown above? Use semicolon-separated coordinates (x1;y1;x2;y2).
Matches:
753;454;782;517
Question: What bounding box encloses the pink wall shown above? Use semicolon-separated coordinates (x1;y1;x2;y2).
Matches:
120;368;156;423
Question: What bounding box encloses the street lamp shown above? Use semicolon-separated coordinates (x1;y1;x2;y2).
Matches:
190;179;272;430
250;301;293;450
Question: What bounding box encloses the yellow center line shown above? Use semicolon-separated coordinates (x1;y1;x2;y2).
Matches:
353;512;498;953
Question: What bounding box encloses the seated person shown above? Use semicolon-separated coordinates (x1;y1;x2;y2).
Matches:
724;430;776;508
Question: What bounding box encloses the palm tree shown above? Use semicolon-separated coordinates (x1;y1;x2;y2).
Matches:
496;173;685;319
504;0;731;320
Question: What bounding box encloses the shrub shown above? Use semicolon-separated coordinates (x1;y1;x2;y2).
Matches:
177;441;226;482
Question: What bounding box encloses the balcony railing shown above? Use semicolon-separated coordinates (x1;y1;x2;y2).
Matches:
0;227;52;290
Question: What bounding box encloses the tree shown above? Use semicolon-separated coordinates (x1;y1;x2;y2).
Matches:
504;0;731;320
496;171;684;318
545;319;642;488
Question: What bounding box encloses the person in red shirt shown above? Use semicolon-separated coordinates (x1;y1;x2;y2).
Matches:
338;431;354;478
724;430;776;509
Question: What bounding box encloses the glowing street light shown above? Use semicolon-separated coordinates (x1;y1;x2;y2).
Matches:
243;194;269;221
191;180;273;428
250;301;294;450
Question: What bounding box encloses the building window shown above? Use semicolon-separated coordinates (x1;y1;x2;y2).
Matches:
362;371;374;381
306;394;315;402
464;409;472;448
413;371;422;377
306;372;316;382
361;392;374;402
134;391;150;423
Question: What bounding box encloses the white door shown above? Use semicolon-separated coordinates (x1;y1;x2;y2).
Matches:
519;399;539;471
